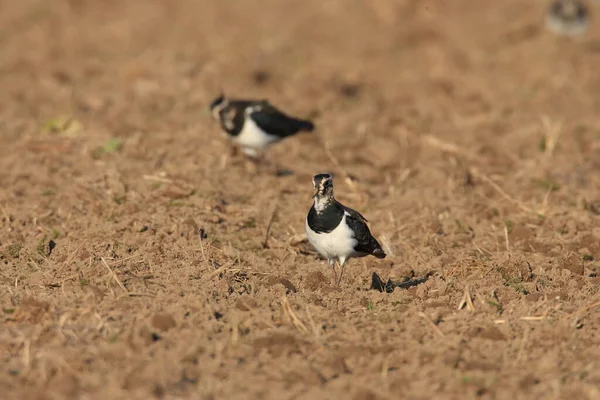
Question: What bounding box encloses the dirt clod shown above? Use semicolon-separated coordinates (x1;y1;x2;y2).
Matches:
305;271;329;291
151;314;177;332
562;253;584;275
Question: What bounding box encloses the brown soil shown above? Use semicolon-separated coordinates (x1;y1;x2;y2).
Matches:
1;1;600;399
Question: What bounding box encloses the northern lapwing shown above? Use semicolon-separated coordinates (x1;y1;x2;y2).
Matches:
546;0;588;37
305;173;386;286
209;95;315;158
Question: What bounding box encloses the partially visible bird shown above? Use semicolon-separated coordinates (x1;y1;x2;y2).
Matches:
209;94;315;158
305;173;386;286
546;0;589;37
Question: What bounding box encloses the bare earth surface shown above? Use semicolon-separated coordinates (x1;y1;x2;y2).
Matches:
2;0;600;399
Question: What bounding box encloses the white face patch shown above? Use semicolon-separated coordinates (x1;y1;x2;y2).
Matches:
314;196;330;213
312;177;333;203
222;108;236;130
223;118;235;130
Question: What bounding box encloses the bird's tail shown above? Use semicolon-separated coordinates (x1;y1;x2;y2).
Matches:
295;119;315;132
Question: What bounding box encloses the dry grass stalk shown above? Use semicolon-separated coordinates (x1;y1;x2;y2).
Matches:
281;297;308;333
539;186;553;215
229;318;240;347
423;135;538;214
141;174;193;189
520;302;561;322
106;254;142;264
569;300;600;328
56;243;86;275
305;306;319;338
504;224;510;257
422;134;480;162
380;235;394;257
116;293;156;299
514;327;530;366
101;257;128;292
472;242;486;258
470;168;535;214
48;274;78;288
207;267;241;279
540;116;562;158
262;204;279;249
0;202;11;228
520;316;546;321
381;356;390;381
571;300;600;315
22;338;31;371
472;241;493;258
520;306;553;321
198;235;208;266
458;284;475;312
418;312;445;338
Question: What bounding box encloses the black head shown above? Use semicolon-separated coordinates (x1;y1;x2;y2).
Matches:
312;173;334;197
209;94;228;119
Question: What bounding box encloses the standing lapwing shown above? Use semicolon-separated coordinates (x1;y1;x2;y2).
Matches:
305;173;386;286
546;0;588;37
209;94;315;158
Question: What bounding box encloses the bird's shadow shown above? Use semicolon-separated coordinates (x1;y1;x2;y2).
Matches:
370;271;433;293
274;168;295;177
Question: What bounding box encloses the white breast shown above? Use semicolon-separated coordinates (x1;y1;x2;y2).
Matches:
234;116;278;155
546;14;587;36
305;214;358;261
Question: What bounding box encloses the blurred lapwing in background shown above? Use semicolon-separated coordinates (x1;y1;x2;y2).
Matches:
306;173;386;286
546;0;589;36
210;94;315;158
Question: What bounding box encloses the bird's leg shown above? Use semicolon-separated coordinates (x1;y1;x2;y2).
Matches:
328;258;338;285
241;147;273;174
241;148;262;174
225;144;248;169
254;150;279;176
335;258;346;286
219;143;238;170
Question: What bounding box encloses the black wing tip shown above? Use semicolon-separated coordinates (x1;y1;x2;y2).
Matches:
372;248;386;259
300;120;315;132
